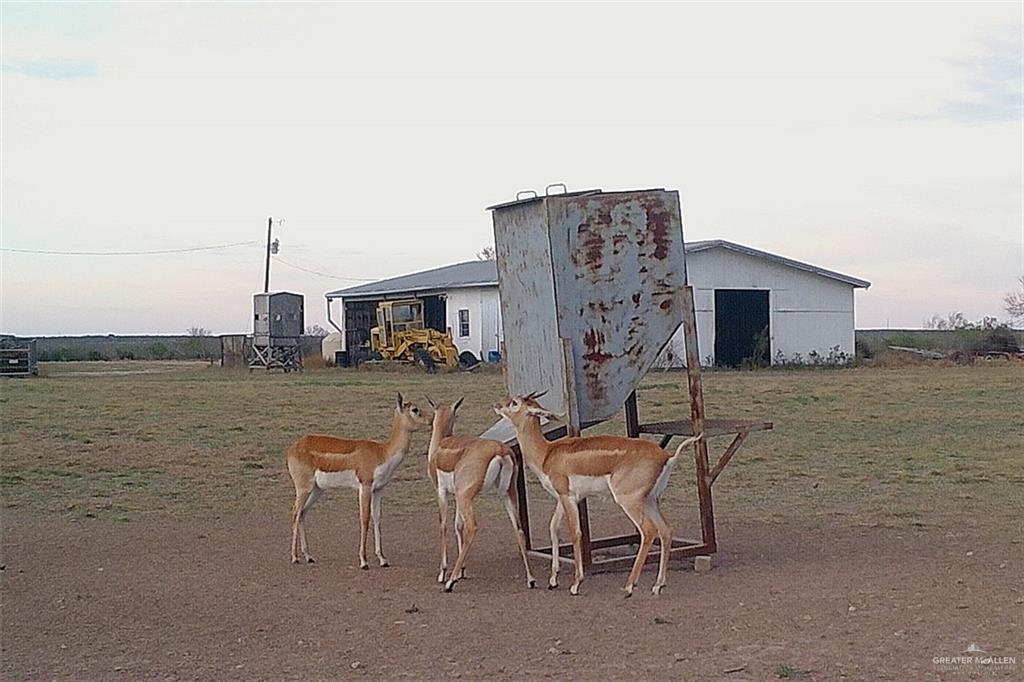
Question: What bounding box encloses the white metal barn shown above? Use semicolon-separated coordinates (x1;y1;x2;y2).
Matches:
325;240;869;366
662;240;870;367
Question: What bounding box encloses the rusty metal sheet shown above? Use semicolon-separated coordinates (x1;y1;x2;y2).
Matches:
548;190;686;422
489;188;688;425
491;200;568;415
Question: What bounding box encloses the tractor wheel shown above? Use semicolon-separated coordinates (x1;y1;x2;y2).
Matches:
413;348;437;373
458;351;480;368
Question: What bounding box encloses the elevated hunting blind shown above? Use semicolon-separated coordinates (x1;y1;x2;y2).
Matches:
250;292;304;372
482;186;772;572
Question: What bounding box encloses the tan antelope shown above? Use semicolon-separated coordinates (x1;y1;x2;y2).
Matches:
426;396;536;592
494;391;702;597
286;393;427;568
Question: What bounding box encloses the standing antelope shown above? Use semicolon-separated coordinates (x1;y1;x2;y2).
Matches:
426;396;536;592
286;393;427;568
494;392;702;597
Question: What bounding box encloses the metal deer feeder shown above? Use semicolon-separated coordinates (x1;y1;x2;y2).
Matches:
481;186;771;571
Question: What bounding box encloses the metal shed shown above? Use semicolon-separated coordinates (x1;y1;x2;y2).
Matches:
483;186;772;572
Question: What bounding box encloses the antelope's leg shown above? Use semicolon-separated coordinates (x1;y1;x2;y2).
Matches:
371;489;388;567
444;500;478;592
645;499;674;595
297;485;321;563
503;482;536;589
290;485;313;564
436;486;449;582
618;494;656;597
560;495;585;596
357;483;372;569
547;503;564;589
454;509;466;579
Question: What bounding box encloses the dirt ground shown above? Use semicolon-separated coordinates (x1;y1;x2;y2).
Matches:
2;508;1021;680
2;363;1022;680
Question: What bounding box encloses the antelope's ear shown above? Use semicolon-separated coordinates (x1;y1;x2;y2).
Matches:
452;396;465;413
526;405;557;420
396;392;405;409
425;396;437;410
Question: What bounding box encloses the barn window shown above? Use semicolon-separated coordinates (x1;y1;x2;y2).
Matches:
458;309;470;337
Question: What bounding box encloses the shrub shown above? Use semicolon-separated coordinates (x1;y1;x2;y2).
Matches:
56;347;86;361
886;332;928;349
181;337;204;359
143;342;173;360
773;346;851;368
976;326;1020;354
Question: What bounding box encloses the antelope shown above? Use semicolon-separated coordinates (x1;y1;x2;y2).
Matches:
426;396;536;592
494;391;702;597
286;393;427;568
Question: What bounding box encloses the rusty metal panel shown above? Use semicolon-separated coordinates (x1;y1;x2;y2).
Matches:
547;190;686;422
489;188;688;425
491;200;568;415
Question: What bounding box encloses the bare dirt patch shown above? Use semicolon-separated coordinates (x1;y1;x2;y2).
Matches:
2;363;1022;679
2;511;1020;681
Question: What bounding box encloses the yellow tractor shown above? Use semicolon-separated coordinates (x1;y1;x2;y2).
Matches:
369;299;460;370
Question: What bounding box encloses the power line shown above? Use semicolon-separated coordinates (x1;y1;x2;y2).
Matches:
2;237;379;281
0;240;261;256
273;256;375;282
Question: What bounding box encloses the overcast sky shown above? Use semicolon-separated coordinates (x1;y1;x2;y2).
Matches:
2;1;1021;335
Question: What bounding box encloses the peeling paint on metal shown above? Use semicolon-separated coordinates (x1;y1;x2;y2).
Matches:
491;189;687;424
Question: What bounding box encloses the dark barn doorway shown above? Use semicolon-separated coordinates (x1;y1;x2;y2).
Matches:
422;295;447;333
343;300;380;352
714;289;770;368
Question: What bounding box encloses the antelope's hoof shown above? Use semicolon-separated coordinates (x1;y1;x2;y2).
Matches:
437;572;446;583
547;581;558;590
624;587;634;599
380;560;390;568
527;579;537;589
359;564;369;571
652;584;664;596
444;581;456;593
569;584;581;596
291;558;300;565
306;557;315;564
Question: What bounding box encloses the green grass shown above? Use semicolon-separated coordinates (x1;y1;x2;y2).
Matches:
1;362;1021;531
773;663;810;678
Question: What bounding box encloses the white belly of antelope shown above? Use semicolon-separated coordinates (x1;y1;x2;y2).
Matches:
568;474;611;499
314;469;359;490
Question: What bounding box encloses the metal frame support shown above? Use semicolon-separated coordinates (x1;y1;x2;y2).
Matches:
514;285;769;571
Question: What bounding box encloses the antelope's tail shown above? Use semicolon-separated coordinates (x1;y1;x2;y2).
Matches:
673;433;704;459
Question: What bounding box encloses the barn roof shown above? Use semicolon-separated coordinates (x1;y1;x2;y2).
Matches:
326;240;869;299
326;260;498;299
685;240;870;288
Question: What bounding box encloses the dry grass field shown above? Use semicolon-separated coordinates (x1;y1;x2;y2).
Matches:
2;361;1022;680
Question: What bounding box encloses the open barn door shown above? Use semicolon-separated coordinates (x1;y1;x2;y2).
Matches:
714;289;769;367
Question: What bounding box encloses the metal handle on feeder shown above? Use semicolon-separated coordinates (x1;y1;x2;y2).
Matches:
545;183;568;196
516;190;538;201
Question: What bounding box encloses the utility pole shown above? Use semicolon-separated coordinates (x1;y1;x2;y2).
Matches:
264;217;281;293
